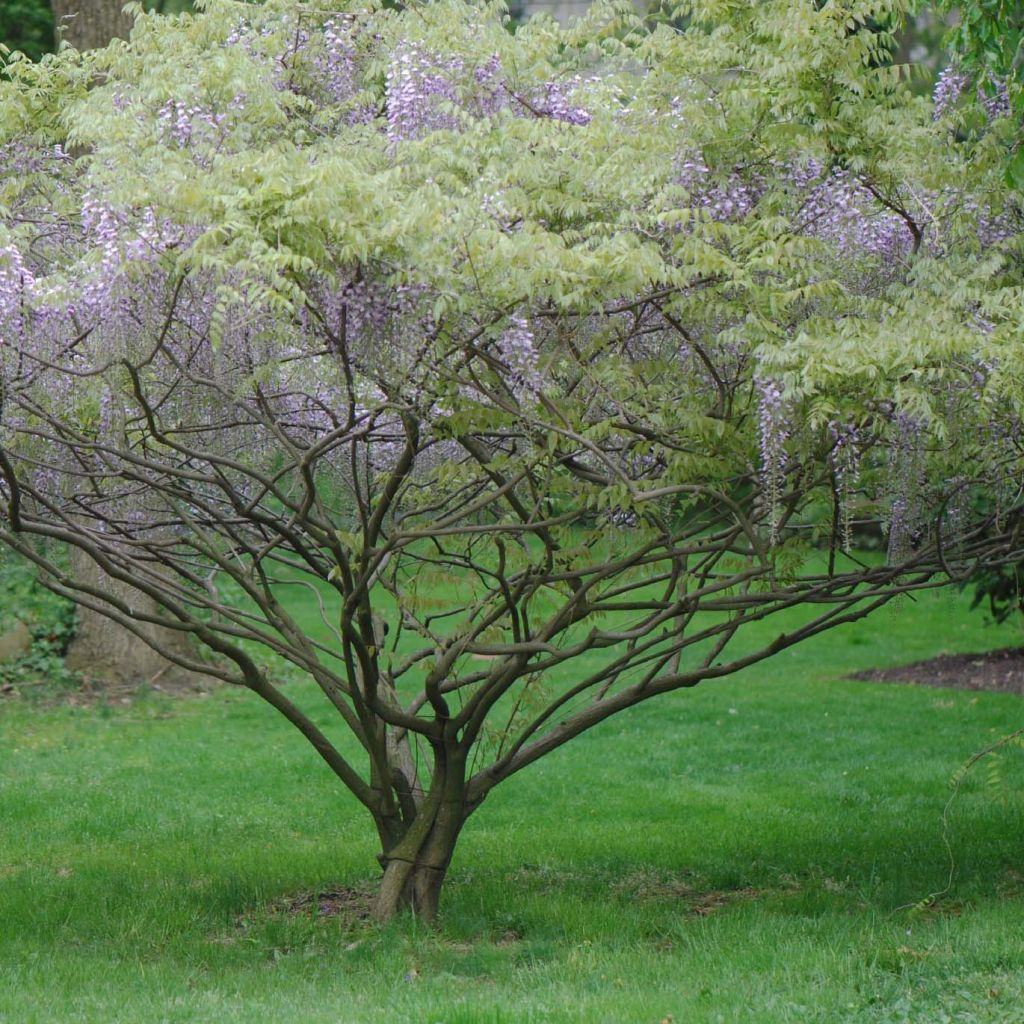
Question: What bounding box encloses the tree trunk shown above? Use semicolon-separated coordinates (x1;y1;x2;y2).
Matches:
46;0;173;690
63;545;204;690
375;856;450;924
372;748;468;924
49;3;163;692
51;0;133;51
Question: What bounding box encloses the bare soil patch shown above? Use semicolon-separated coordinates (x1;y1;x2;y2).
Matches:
850;647;1024;695
609;868;764;915
0;668;218;707
270;884;376;921
68;671;219;706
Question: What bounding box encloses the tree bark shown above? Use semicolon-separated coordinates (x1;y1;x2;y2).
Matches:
45;0;178;688
375;856;450;924
372;747;468;924
51;0;133;51
63;545;204;689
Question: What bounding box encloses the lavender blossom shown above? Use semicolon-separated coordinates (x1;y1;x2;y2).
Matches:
386;42;463;142
796;164;914;265
829;422;861;551
319;17;359;103
0;243;33;336
157;99;228;150
496;316;542;402
933;65;968;119
979;76;1011;121
885;413;924;563
80;195;124;314
77;196;177;319
673;151;767;224
756;375;789;543
528;78;591;126
473;54;505;118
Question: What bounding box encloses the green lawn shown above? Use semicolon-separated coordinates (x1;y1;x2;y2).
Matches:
2;587;1024;1023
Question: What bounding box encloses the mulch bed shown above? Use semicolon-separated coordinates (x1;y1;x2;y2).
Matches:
67;672;218;706
7;648;1024;704
850;647;1024;695
270;884;376;921
0;669;218;707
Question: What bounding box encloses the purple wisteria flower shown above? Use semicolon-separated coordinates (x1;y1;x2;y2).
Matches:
496;316;542;401
886;413;924;563
386;42;463;142
933;65;968;119
755;374;788;543
473;54;505;117
0;243;33;335
979;76;1011;121
829;422;861;551
795;163;914;265
319;16;359;104
528;78;591;126
676;154;760;223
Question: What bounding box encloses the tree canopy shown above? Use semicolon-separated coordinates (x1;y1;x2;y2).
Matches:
0;0;1022;920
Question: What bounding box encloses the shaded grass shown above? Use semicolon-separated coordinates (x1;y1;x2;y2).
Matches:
2;586;1024;1022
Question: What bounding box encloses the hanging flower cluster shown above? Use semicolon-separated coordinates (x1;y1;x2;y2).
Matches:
755;375;789;544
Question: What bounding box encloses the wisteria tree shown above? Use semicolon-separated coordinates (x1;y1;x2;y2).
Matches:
1;0;1022;921
935;0;1024;182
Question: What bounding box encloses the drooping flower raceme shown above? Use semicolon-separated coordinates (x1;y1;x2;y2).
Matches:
495;316;543;402
756;375;789;543
933;65;968;118
386;41;464;142
829;422;861;552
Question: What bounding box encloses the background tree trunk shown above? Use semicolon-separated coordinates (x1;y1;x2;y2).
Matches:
47;0;180;690
63;546;205;689
51;0;132;50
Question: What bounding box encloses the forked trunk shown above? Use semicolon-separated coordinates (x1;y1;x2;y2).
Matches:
374;856;449;924
372;749;468;924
